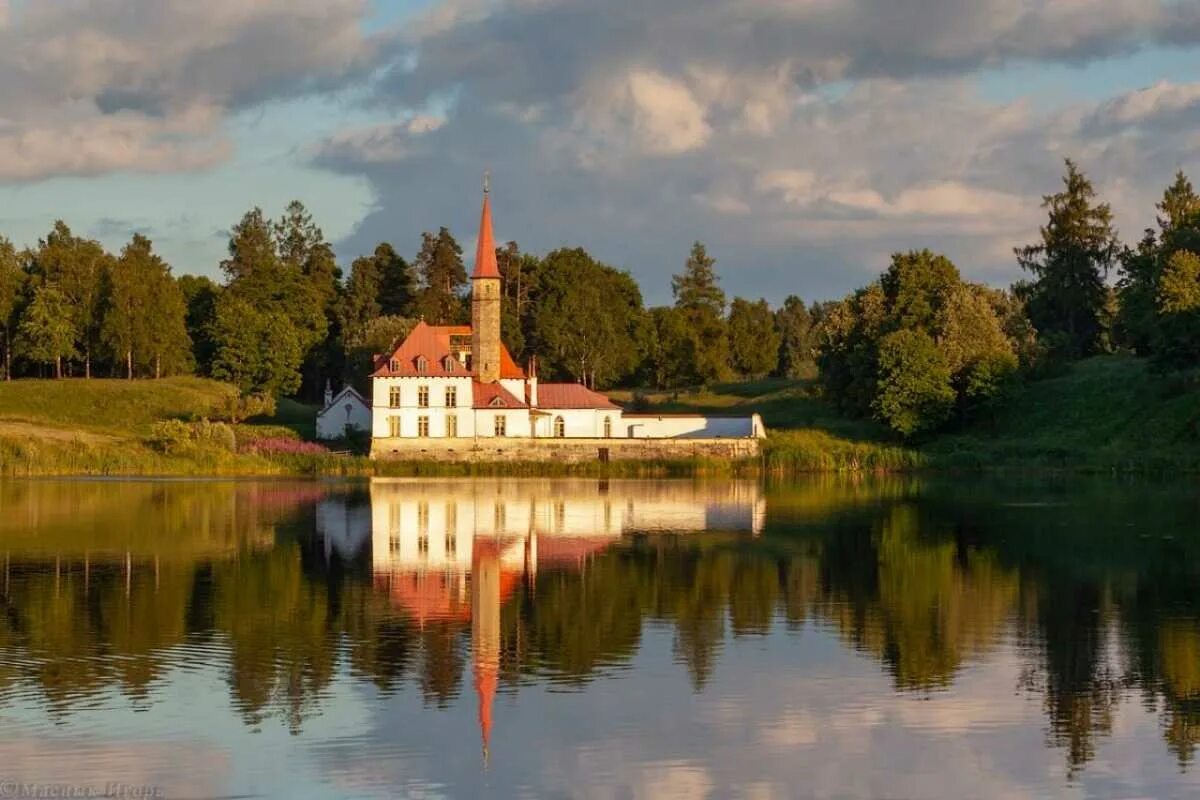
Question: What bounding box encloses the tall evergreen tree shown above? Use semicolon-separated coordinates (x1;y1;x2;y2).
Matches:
374;243;416;317
16;283;75;378
340;252;384;349
1016;160;1119;358
0;238;23;380
414;227;466;323
728;298;779;379
672;242;729;383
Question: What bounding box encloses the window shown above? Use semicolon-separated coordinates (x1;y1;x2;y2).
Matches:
554;416;565;438
418;386;430;407
494;502;506;531
445;533;457;556
388;416;402;437
445;386;457;407
443;355;456;372
416;356;428;373
417;416;430;437
388;359;399;372
389;386;401;408
603;416;612;438
494;415;507;437
446;414;458;438
489;396;504;407
417;535;429;558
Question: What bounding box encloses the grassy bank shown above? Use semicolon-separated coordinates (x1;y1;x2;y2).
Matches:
1;357;1197;477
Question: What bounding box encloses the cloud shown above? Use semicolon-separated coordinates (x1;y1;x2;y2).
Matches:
0;0;377;183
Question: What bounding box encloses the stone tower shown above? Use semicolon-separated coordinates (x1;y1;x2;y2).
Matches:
471;178;502;383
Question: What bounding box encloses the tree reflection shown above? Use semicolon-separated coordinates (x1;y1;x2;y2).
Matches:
0;476;1196;778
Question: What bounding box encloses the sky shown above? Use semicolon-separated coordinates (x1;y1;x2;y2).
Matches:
1;0;1198;305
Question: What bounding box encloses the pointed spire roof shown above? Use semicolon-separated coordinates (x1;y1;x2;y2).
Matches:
472;174;500;279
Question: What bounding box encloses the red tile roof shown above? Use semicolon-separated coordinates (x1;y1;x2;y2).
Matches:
371;321;525;379
473;381;527;409
535;383;621;410
473;191;500;279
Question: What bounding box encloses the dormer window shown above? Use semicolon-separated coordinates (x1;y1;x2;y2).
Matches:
443;355;456;372
489;396;504;408
388;359;399;372
415;356;428;373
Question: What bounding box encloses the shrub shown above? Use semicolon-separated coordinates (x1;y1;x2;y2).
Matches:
873;329;956;438
147;420;192;453
243;437;328;456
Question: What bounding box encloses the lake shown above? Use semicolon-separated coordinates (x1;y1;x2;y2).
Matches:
0;476;1197;799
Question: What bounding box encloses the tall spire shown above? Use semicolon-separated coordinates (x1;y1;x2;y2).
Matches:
473;173;500;279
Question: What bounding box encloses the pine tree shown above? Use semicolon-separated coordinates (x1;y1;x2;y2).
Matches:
672;242;729;383
774;295;814;378
1015;160;1119;358
414;227;466;323
374;243;416;317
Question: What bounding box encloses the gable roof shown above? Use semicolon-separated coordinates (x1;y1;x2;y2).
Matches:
473;381;527;409
371;321;525;379
318;384;371;415
535;383;621;410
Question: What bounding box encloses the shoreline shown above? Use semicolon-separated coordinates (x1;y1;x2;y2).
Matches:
3;434;1198;478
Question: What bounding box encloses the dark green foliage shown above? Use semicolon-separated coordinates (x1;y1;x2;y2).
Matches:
645;306;699;389
1016;160;1119;359
414;227;466;324
179;275;221;374
209;296;304;397
818;250;1022;436
673;242;729;383
102;234;191;379
0;237;23;380
873;329;956;438
374;243;416;317
774;295;816;378
529;248;645;387
728;297;779;379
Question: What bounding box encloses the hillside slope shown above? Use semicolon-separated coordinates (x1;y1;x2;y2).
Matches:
930;356;1200;470
0;377;239;437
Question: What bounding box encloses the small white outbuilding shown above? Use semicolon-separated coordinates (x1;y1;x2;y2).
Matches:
317;382;372;440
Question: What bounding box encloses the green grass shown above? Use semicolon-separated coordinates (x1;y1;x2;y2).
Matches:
0;376;239;436
927;356;1200;472
2;357;1197;477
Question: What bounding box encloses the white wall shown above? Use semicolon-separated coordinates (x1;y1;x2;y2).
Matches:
372;376;476;438
317;391;372;439
624;413;765;439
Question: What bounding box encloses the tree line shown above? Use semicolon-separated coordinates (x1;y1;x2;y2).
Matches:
1;160;1197;435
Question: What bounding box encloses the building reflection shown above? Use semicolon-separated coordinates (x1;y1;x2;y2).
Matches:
345;478;765;759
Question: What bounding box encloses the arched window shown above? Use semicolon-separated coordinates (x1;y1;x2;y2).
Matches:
415;356;428;373
554;416;565;438
603;416;612;438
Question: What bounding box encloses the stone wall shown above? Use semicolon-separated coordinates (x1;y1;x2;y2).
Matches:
370;436;760;463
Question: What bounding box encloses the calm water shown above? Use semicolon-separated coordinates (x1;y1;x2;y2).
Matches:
0;476;1198;799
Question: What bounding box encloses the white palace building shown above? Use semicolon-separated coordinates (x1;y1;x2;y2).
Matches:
364;184;764;461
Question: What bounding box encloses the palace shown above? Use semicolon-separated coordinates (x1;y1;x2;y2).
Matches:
368;183;764;461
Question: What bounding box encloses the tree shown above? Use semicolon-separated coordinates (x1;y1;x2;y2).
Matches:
101;236;149;379
209;296;304;397
1016;160;1119;359
882;250;960;333
141;256;192;379
873;329;956;438
775;295;815;378
645;307;698;389
414;227;466;323
179;275;221;374
530;248;645;388
1154;250;1200;368
340;253;384;351
374;243;416;317
0;238;23;380
728;298;779;379
26;221;111;378
672;242;729;383
16;283;75;378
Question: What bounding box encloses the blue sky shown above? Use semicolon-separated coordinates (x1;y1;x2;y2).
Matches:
1;0;1198;304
